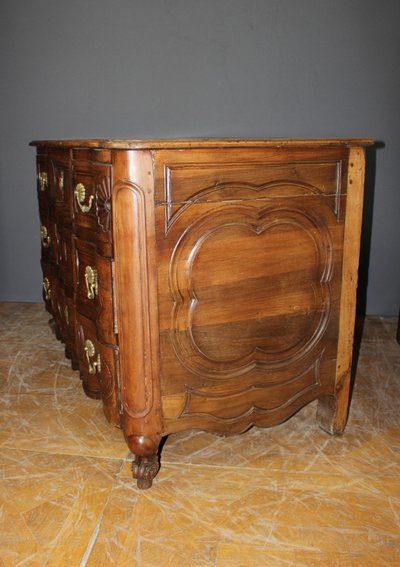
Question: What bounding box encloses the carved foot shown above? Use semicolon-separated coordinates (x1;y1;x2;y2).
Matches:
132;455;160;490
317;394;347;436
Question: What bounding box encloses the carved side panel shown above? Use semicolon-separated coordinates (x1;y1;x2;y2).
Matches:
157;174;345;434
180;353;323;422
165;174;342;232
169;203;333;380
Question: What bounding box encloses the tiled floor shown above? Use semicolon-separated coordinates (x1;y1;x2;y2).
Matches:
0;302;399;566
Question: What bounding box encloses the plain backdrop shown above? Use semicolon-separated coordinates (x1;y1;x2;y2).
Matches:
0;0;399;315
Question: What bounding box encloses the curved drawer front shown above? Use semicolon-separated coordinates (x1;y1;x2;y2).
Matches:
73;170;97;230
74;237;116;345
76;313;120;426
72;161;113;250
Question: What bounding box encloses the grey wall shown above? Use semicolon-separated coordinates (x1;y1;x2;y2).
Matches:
1;0;399;315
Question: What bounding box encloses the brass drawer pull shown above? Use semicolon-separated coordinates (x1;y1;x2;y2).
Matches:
38;171;48;191
75;183;94;213
40;225;51;247
84;339;101;374
43;277;51;300
59;171;64;197
85;265;98;300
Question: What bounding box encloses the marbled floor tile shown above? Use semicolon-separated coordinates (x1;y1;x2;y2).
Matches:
1;303;399;566
160;409;400;478
0;302;48;327
0;358;79;395
0;391;127;458
0;304;53;360
0;306;127;459
381;317;399;336
86;461;400;565
85;479;220;567
0;447;124;567
358;315;395;341
215;542;400;566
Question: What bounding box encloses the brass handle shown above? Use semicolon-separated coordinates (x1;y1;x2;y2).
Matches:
75;183;94;213
84;265;98;300
59;171;64;197
84;339;101;374
38;171;48;191
40;225;51;248
43;277;51;300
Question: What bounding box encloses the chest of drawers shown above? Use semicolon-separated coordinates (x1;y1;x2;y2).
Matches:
31;138;372;488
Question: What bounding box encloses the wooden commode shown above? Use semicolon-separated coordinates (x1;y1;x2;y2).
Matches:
31;138;372;488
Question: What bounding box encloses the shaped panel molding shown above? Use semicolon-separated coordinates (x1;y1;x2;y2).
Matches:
179;352;323;424
169;203;333;380
113;180;155;419
163;160;342;231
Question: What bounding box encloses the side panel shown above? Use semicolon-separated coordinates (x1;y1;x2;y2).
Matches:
155;148;349;434
318;147;367;433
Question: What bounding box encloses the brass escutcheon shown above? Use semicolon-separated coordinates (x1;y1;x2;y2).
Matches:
43;277;51;300
84;265;98;300
40;225;51;248
38;171;48;191
75;183;94;213
84;339;101;374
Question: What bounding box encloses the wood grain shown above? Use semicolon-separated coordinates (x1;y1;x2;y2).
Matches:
32;138;371;487
31;138;373;149
317;147;367;434
112;150;162;487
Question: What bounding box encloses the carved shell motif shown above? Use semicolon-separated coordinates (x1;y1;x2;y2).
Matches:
96;177;112;232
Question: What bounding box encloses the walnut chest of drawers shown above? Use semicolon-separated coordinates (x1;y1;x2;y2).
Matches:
31;138;372;488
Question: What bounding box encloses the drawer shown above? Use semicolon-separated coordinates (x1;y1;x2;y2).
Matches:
50;221;61;266
36;157;50;210
76;313;120;425
41;262;64;340
52;164;73;227
74;238;116;345
72;164;112;243
52;164;68;204
63;294;78;363
41;261;54;315
59;229;75;290
73;169;97;232
72;148;112;164
47;149;73;214
39;218;53;263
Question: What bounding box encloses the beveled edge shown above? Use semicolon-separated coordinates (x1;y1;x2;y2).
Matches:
29;138;374;149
